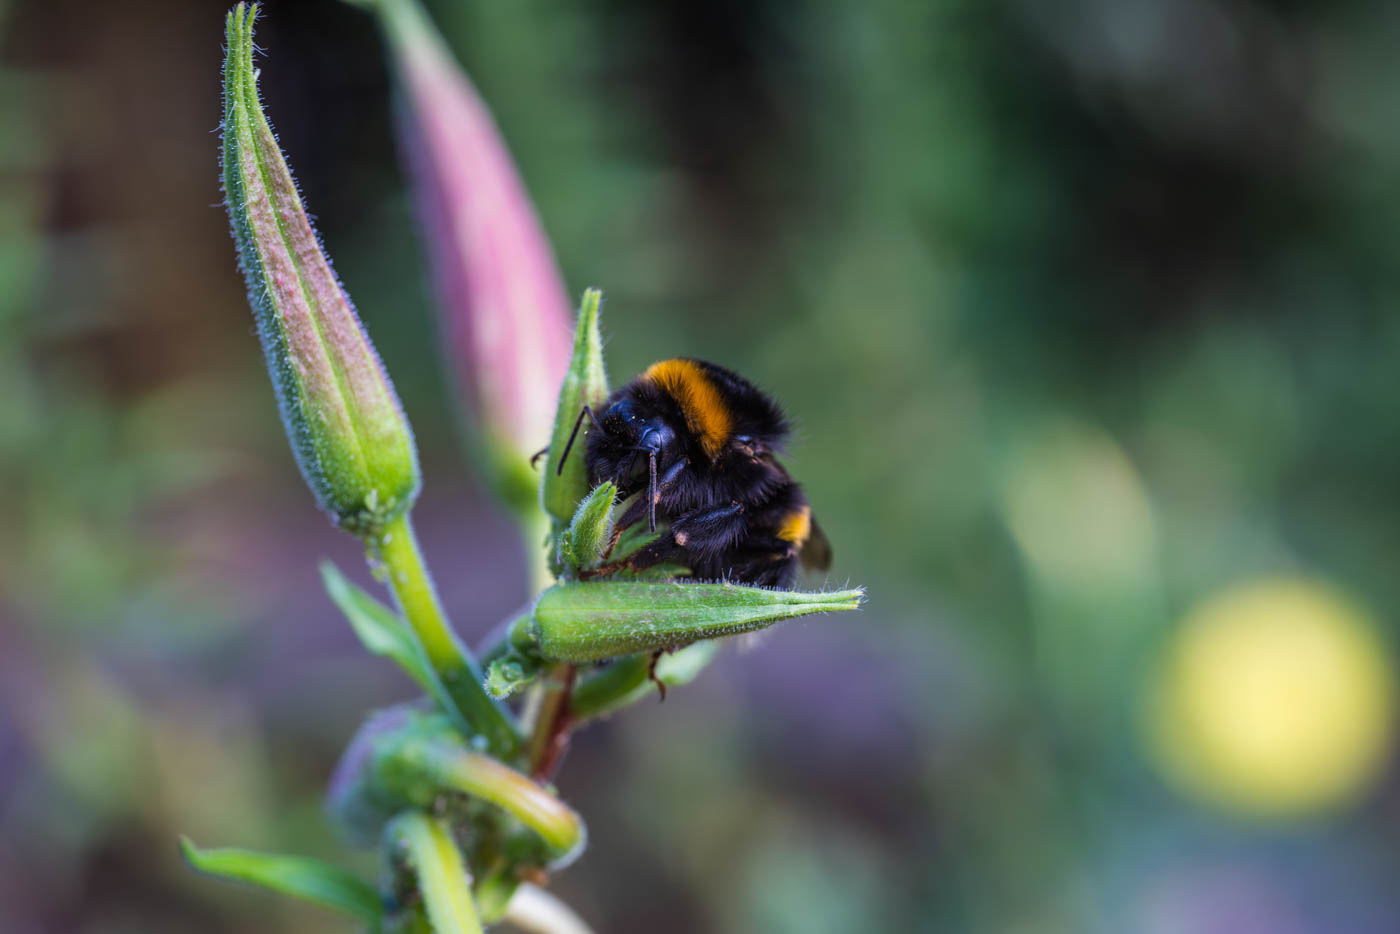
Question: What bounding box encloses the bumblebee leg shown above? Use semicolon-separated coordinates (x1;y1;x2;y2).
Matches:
668;502;746;556
648;451;658;531
660;457;690;487
648;650;667;702
600;522;625;560
613;457;691;534
529;445;548;467
584;502;747;579
613;494;652;533
579;535;681;579
555;405;603;476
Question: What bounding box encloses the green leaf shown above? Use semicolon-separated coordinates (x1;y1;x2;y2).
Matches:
522;581;865;662
571;642;721;720
471;866;521;925
541;289;609;522
618;562;693;581
321;561;470;734
180;836;381;925
385;813;485;934
559;480;616;572
611;520;662;562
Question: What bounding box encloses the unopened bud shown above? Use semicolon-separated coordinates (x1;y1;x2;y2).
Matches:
557;480;617;574
516;581;865;663
366;0;575;513
223;4;419;534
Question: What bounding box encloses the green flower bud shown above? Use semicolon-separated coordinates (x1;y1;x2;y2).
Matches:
484;653;541;699
223;4;419;534
541;289;609;522
517;581;865;663
557;480;617;574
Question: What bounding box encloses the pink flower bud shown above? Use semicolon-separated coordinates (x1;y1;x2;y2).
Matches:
373;0;574;510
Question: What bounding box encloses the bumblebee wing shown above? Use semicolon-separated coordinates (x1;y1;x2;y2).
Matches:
799;515;832;572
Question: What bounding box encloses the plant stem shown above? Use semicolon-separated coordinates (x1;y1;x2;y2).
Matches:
527;664;576;780
435;745;584;857
377;512;520;758
525;512;571;777
388;812;486;934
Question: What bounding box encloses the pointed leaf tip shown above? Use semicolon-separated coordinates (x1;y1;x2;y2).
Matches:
542;289;610;522
320;560;474;734
181;836;381;922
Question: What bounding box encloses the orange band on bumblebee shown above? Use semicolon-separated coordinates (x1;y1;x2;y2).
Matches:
644;359;732;458
777;505;812;545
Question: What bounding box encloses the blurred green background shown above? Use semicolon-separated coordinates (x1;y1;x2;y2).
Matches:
6;0;1400;930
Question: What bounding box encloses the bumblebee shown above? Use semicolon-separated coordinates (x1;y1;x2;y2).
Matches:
557;358;830;587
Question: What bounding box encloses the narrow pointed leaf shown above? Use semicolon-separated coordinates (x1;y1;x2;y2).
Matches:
180;836;381;924
542;289;610;521
375;514;521;758
522;581;865;662
571;642;721;721
321;561;470;733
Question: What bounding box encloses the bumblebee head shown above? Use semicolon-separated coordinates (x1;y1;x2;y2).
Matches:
553;395;679;533
600;399;675;510
588;397;670;460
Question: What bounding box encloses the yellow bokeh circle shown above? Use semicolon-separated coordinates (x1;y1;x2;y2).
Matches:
1147;578;1397;818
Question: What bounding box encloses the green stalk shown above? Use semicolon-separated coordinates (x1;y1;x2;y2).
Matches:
527;664;575;780
377;513;520;757
387;812;485;934
439;746;584;856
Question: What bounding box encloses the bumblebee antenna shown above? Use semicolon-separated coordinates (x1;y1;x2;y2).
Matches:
648;450;658;532
556;405;603;476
